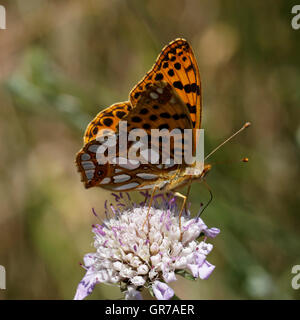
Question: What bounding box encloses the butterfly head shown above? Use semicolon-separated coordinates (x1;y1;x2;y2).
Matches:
201;163;212;178
193;163;211;182
180;163;211;184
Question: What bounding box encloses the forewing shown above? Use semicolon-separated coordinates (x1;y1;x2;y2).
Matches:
130;38;202;129
83;102;132;144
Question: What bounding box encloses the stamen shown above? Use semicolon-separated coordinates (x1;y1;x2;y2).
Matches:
110;204;118;217
92;207;98;217
126;192;131;201
112;193;121;202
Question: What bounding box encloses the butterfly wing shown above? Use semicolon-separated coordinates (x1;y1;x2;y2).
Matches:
76;82;193;191
130;38;202;129
83;102;132;144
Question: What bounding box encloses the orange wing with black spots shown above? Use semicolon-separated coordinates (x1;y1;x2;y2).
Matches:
76;38;204;192
84;102;132;144
130;38;202;129
76;82;193;191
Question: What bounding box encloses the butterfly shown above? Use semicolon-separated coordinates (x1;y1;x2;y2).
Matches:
75;38;211;195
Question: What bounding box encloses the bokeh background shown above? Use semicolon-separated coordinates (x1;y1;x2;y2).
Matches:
0;0;299;300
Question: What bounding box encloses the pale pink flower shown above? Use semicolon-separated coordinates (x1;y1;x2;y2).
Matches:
74;193;220;300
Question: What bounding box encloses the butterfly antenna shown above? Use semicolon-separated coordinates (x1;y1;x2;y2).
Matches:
204;122;251;161
209;156;250;166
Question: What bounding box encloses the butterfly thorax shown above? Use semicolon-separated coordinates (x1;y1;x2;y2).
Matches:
160;163;211;192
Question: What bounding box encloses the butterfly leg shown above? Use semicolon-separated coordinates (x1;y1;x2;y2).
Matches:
142;186;158;231
184;182;192;214
174;191;187;239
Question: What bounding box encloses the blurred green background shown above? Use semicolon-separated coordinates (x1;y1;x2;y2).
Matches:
0;0;299;300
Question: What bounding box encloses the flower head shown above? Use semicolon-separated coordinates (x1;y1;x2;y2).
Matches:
74;192;220;300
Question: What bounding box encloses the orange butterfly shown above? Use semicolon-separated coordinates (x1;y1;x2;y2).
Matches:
76;39;211;197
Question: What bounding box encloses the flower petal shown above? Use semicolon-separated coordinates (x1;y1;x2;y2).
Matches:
198;260;215;279
74;269;98;300
131;275;146;286
163;271;177;283
187;264;199;278
194;252;206;266
83;253;96;267
203;227;220;238
197;242;213;255
125;286;143;300
152;281;174;300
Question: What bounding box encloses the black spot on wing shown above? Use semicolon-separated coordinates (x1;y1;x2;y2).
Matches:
116;111;126;119
168;69;175;76
150;114;158;121
159;124;170;130
173;81;183;90
103;118;113;127
132;116;142;123
143;123;151;130
184;84;191;93
174;62;181;70
139;108;149;115
155;73;164;81
187;103;196;113
160;112;171;119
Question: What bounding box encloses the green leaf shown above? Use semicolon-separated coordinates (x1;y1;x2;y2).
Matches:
149;286;154;297
120;282;128;292
175;270;197;281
